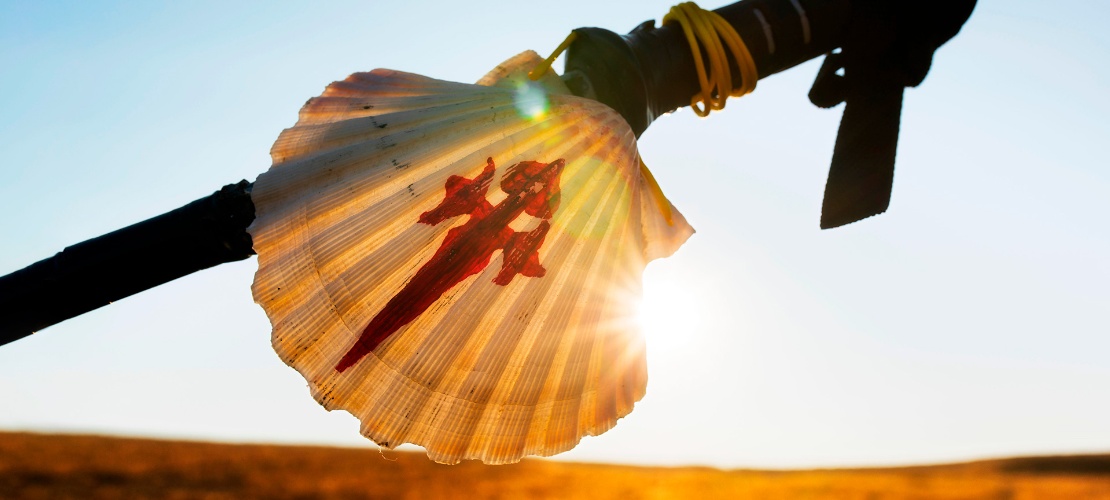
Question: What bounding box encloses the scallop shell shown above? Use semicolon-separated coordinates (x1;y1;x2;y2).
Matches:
249;51;694;464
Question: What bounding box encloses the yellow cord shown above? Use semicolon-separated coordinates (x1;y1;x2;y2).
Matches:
664;2;758;116
529;32;578;81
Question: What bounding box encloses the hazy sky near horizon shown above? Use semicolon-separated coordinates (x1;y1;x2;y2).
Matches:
1;0;1108;469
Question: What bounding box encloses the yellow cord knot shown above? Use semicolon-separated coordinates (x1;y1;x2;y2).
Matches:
664;1;758;116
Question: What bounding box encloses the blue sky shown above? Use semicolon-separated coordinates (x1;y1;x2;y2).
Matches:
1;0;1108;468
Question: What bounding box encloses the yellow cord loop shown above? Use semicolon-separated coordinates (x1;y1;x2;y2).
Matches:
529;32;578;81
664;2;758;117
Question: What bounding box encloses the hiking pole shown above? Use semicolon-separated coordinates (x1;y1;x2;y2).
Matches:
0;0;976;345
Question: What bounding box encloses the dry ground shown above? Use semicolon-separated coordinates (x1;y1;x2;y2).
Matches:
1;432;1108;499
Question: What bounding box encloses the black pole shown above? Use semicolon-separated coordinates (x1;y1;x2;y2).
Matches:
0;182;255;346
0;0;975;345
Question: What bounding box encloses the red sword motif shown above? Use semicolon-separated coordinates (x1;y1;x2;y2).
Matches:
336;157;566;372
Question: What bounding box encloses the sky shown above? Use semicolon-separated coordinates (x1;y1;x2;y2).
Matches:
1;0;1108;469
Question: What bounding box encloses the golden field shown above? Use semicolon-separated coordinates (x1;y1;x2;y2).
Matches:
1;432;1108;499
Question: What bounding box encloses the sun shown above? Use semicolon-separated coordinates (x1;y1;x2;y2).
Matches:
634;265;705;352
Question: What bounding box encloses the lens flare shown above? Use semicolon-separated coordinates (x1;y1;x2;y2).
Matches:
513;81;549;120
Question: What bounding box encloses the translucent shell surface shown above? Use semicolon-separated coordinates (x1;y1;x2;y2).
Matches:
249;52;694;464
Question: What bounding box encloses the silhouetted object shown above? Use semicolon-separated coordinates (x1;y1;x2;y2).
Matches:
810;1;976;228
0;0;976;342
